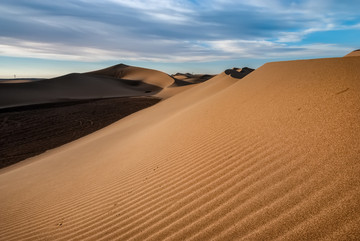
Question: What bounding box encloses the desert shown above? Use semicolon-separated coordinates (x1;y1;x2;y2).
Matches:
1;1;359;240
1;52;360;240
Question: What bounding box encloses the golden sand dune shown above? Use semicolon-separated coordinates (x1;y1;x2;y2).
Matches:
0;65;172;109
1;56;360;240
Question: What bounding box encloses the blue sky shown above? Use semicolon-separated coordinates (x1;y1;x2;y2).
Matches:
0;0;359;77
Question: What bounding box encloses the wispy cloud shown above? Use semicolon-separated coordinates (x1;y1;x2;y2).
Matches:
0;0;358;65
206;39;351;59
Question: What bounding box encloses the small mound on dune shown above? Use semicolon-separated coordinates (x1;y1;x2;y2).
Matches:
224;67;254;79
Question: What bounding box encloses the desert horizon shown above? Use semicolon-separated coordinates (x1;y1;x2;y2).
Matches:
1;0;360;240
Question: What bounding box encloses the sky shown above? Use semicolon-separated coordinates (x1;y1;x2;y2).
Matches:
0;0;359;78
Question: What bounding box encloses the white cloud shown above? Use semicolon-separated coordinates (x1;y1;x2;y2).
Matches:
108;0;191;12
0;37;227;63
205;39;351;59
0;37;135;61
107;0;194;23
276;23;336;43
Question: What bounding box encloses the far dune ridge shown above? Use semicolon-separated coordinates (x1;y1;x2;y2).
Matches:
88;64;174;88
0;64;173;109
0;55;360;240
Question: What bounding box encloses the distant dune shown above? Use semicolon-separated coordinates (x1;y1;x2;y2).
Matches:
0;53;359;240
0;64;216;109
88;64;174;88
0;64;173;109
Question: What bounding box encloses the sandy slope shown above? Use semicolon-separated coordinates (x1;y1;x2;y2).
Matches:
155;85;196;99
1;56;360;240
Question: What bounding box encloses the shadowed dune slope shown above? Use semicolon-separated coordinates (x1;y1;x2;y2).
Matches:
0;65;169;109
1;57;360;240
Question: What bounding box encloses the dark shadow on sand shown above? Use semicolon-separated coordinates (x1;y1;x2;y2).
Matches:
0;97;161;169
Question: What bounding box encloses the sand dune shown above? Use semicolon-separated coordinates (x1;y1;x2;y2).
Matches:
89;64;174;88
0;64;172;109
1;56;360;240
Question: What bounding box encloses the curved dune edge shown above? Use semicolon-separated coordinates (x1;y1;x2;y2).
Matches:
1;57;360;240
344;49;360;57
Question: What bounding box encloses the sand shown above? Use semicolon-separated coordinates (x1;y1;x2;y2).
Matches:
0;56;360;240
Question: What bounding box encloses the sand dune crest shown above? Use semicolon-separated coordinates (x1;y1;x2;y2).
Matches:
344;49;360;57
